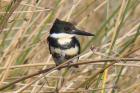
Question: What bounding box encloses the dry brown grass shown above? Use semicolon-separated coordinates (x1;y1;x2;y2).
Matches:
0;0;140;93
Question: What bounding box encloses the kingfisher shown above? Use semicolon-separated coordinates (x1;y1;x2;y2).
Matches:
47;19;94;67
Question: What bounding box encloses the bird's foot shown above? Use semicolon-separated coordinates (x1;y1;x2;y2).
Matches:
67;61;79;68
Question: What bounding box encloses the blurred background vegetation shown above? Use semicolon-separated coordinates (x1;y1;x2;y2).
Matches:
0;0;140;93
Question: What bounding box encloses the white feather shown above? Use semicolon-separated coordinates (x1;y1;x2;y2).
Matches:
50;33;74;38
64;46;79;56
50;46;79;56
58;38;72;45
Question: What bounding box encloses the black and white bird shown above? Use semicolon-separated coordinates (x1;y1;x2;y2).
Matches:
47;19;94;67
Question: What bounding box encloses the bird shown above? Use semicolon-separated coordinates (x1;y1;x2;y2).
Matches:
47;18;94;68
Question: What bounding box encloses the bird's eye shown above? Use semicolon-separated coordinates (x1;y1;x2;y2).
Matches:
64;26;71;31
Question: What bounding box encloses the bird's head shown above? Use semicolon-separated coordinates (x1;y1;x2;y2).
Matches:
50;19;95;38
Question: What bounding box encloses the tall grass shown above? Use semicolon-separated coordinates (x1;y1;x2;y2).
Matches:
0;0;140;93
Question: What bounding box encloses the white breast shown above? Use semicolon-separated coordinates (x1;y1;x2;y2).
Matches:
64;46;79;56
50;33;74;45
50;46;79;56
58;38;72;45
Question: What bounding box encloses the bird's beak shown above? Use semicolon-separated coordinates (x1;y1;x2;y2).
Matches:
72;29;95;36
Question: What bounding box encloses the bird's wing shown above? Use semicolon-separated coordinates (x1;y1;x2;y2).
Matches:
74;37;80;54
47;36;52;54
